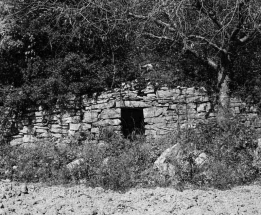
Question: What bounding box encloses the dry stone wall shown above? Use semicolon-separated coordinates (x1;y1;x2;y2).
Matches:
9;83;261;146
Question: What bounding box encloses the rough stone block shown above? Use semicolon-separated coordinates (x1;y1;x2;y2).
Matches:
145;122;166;130
100;108;121;119
116;101;150;108
23;135;36;143
197;102;211;112
10;138;23;146
69;123;81;131
83;111;99;123
186;96;201;103
144;107;167;118
35;111;44;117
144;116;175;124
20;126;29;134
173;95;186;103
91;127;99;134
145;130;157;137
35;117;44;123
50;125;62;133
93;119;121;127
185;87;195;95
81;123;92;130
51;133;63;138
35;128;48;133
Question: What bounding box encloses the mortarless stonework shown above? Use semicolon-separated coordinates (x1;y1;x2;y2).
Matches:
9;83;261;146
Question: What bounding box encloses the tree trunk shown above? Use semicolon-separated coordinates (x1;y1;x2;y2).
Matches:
216;55;233;129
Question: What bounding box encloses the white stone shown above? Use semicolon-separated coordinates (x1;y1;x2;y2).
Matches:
145;130;157;137
153;143;182;177
93;119;121;127
157;90;175;98
69;123;81;131
144;116;174;124
143;107;167;118
100;108;121;119
186;87;195;95
35;128;48;133
91;127;99;134
195;152;207;166
50;125;62;133
10;138;23;146
197;102;211;112
116;101;150;108
67;159;84;171
23;135;36;143
83;111;98;123
145;123;166;130
81;123;92;130
51;133;63;138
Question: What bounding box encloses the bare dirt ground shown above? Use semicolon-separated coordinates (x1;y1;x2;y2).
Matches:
0;180;261;215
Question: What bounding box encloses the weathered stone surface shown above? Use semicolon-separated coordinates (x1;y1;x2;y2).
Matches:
197;102;211;112
83;111;98;123
99;108;121;119
157;90;176;98
50;125;62;133
153;143;182;177
93;119;121;127
35;111;44;117
10;138;23;146
143;107;167;118
145;129;157;137
145;116;176;124
69;123;81;131
81;123;92;130
145;123;166;130
62;116;81;124
35;128;48;133
195;152;207;166
67;159;84;171
185;87;195;95
116;101;150;108
51;133;63;138
91;127;99;134
23;135;36;143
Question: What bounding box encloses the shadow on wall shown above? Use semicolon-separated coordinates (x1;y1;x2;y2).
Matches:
121;108;145;138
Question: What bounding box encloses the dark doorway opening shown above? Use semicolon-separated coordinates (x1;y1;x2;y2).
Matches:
121;108;145;138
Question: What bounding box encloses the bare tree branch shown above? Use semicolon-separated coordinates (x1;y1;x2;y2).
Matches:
142;32;174;41
128;12;176;33
187;35;227;54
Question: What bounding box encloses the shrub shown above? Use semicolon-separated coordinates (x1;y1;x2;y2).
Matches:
173;116;260;189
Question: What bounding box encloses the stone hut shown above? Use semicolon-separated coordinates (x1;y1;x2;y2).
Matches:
9;82;261;146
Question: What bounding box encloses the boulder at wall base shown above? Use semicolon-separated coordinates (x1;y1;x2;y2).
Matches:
153;143;183;177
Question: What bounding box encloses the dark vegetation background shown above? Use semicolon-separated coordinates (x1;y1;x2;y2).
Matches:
1;0;261;118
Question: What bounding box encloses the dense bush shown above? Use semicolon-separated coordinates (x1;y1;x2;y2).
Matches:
173;116;260;189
